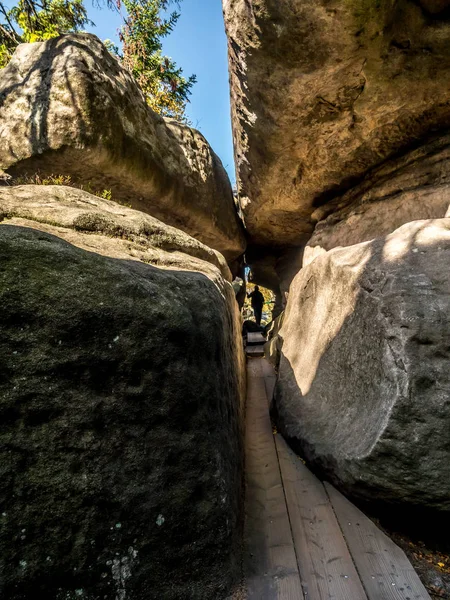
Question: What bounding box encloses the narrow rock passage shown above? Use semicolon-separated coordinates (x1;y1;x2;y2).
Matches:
243;352;431;600
244;357;303;598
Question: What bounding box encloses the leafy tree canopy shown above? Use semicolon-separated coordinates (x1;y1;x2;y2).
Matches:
0;0;91;66
0;0;195;119
119;0;196;120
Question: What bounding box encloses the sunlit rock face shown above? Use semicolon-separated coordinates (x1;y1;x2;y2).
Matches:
0;185;245;599
304;134;450;265
275;218;450;512
0;34;246;262
224;0;450;516
223;0;450;249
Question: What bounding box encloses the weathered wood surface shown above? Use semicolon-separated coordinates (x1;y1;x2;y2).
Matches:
325;483;431;600
247;331;267;345
276;437;368;600
260;359;277;406
243;357;430;600
246;345;265;357
245;358;304;599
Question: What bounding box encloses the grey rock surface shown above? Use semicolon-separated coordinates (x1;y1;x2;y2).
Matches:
0;185;246;599
0;34;245;261
305;135;450;265
223;0;450;248
264;311;285;370
275;218;450;512
0;184;231;280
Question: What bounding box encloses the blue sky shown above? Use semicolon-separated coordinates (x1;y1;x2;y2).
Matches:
85;0;236;183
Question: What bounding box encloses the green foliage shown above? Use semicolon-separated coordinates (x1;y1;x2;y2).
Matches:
13;172;114;202
0;0;92;67
0;43;10;67
17;173;74;186
119;0;196;120
99;188;112;200
0;0;195;121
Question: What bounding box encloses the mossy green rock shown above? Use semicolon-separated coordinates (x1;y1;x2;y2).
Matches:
0;186;245;599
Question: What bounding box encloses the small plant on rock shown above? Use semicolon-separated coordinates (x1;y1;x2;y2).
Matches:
13;172;114;203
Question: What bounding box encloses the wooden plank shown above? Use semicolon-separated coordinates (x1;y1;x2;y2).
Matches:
246;346;265;358
245;358;304;599
247;332;266;345
247;356;263;378
260;358;277;408
264;376;276;408
325;483;431;600
276;437;368;600
260;359;276;378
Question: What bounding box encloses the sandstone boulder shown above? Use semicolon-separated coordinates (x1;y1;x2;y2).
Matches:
223;0;450;248
0;185;245;599
275;218;450;512
0;34;245;261
304;135;450;265
0;185;231;279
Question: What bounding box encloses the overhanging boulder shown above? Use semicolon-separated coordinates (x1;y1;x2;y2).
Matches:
0;33;246;261
304;135;450;266
223;0;450;248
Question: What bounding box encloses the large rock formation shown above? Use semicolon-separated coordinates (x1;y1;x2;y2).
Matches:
275;218;450;512
0;185;231;278
304;134;450;265
0;185;245;599
0;34;245;261
223;0;450;251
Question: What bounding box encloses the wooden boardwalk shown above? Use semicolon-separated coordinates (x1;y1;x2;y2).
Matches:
244;352;431;600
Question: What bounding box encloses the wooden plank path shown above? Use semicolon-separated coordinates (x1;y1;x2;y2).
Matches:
247;331;267;346
245;358;304;599
246;345;265;358
325;484;430;600
243;354;431;600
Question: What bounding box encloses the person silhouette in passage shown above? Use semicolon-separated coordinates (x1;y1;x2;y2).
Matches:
248;285;265;326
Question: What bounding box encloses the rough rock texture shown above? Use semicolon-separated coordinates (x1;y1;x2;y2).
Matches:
246;246;302;311
304;135;450;265
264;312;284;370
0;186;245;599
223;0;450;248
275;218;450;512
0;185;231;280
0;34;245;261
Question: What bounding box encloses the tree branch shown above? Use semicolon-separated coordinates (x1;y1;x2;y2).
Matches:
0;3;22;44
0;22;21;45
